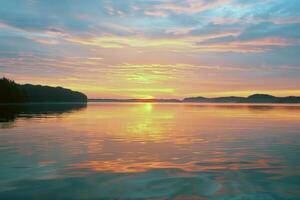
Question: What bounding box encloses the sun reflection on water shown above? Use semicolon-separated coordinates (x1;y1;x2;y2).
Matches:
1;103;300;199
20;103;297;175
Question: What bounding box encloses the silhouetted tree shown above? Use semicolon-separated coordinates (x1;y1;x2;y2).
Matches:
0;77;87;103
0;77;27;103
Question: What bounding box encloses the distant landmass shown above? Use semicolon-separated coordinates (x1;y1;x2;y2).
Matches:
0;78;87;103
183;94;300;103
90;94;300;103
89;98;181;103
2;77;299;104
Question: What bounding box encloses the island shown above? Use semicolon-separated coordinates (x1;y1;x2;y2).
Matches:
183;94;300;103
0;77;87;103
90;94;300;103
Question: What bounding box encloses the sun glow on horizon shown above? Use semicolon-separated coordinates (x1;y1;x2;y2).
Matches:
0;0;299;98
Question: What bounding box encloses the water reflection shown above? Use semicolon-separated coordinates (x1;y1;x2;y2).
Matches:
0;103;299;199
0;103;87;127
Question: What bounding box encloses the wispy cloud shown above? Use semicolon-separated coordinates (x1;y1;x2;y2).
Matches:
151;0;230;15
0;0;299;98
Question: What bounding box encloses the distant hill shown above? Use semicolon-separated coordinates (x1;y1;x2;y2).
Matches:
183;94;300;103
89;98;181;103
90;94;300;103
0;78;87;103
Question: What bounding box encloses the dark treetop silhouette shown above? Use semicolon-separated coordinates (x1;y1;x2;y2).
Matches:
0;78;87;103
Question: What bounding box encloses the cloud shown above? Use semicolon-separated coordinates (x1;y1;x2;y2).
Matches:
151;0;230;15
144;10;168;17
0;0;300;98
65;35;191;48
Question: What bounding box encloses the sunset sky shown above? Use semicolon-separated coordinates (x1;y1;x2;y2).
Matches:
0;0;299;99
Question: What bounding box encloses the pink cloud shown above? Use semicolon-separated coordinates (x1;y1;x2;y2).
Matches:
144;10;168;17
153;0;229;14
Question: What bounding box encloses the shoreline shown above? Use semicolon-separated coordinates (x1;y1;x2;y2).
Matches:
1;102;300;106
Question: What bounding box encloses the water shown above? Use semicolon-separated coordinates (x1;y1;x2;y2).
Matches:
0;103;299;199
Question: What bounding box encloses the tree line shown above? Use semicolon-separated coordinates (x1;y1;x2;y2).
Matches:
0;77;87;103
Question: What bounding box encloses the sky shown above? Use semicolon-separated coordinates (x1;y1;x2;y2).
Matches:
0;0;300;99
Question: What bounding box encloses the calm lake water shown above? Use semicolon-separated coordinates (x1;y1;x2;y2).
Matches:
0;103;300;199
